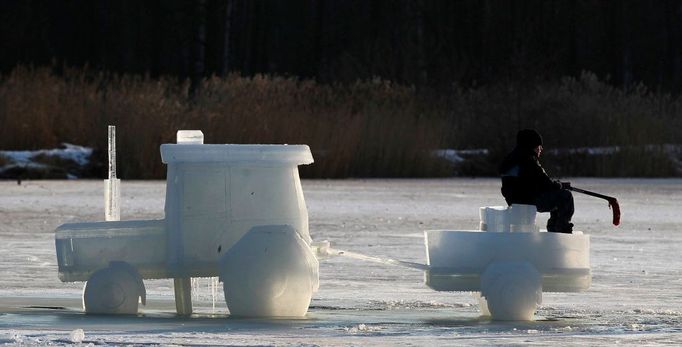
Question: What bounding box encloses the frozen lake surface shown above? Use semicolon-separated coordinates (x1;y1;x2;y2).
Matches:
0;178;680;345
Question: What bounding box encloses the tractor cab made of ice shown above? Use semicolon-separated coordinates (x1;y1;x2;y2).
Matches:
55;131;319;317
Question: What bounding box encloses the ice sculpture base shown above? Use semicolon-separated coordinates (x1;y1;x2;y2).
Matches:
424;230;590;320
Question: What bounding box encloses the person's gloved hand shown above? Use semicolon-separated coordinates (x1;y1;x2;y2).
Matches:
561;181;571;189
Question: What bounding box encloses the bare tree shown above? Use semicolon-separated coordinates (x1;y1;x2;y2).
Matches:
190;0;207;98
220;0;234;76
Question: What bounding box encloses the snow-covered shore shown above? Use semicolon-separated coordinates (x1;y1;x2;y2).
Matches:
0;144;94;179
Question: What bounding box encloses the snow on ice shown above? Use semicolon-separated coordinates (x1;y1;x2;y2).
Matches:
0;178;681;345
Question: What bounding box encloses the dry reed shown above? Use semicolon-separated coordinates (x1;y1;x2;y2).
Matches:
0;67;679;178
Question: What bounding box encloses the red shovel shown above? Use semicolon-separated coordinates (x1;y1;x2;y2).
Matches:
568;186;621;226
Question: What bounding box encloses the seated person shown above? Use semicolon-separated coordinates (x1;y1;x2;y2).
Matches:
499;129;574;233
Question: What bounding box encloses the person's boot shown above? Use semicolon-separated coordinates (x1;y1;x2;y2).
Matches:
546;217;557;233
555;222;574;234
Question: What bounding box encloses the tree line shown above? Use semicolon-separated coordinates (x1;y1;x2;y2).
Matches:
2;0;682;93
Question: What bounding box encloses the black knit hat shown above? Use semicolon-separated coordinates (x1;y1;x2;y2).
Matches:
516;129;543;149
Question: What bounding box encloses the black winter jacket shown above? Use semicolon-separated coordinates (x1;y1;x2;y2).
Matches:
499;147;561;205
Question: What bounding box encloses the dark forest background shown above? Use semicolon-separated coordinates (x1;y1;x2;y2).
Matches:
4;0;682;90
0;0;681;178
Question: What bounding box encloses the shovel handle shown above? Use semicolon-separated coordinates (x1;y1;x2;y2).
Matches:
567;186;621;226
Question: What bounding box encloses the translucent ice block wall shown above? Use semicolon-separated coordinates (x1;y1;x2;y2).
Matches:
425;230;591;292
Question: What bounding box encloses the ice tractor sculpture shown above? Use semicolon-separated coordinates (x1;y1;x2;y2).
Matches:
424;204;591;320
55;131;319;317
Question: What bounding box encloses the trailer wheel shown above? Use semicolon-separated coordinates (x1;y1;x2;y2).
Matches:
83;262;146;314
480;261;542;321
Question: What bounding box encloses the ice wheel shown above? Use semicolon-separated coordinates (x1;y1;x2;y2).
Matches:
219;225;319;317
83;262;146;314
480;261;542;320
